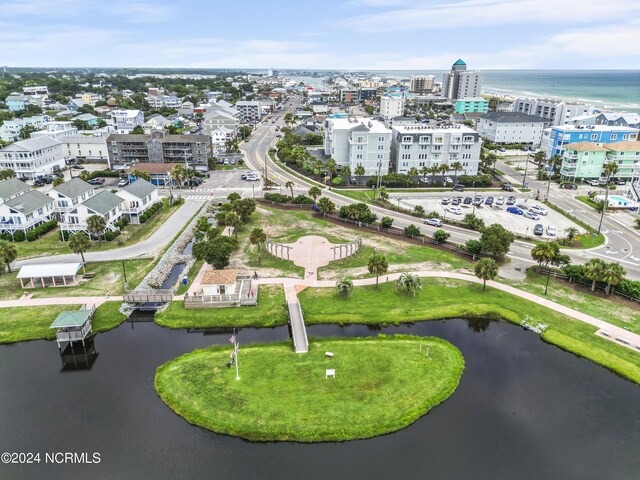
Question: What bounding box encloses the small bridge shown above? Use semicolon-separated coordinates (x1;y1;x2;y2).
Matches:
285;286;308;353
123;289;174;306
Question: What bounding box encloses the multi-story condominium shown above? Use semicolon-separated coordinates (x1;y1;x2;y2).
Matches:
410;75;435;94
115;178;159;224
23;86;49;96
110;110;144;133
391;124;481;176
323;116;392;176
339;88;360;103
0;137;64;179
0;115;51;142
106;131;211;168
60;190;124;235
512;97;592;126
5;94;29;112
0;179;55;236
541;125;639;158
235;101;271;122
442;59;481;101
476;112;547;146
595;112;640;129
147;95;182;109
454;98;489;114
380;95;405;121
203;108;239;138
62;135;109;166
30;121;78;141
359;88;377;101
560;141;640;182
48;178;96;220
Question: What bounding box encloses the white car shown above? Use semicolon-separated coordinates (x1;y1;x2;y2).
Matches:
117;179;129;187
496;196;505;205
447;206;462;215
547;225;557;236
530;205;548;215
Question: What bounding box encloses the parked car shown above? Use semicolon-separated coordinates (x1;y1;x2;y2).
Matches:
453;184;465;192
501;184;514;191
533;224;544;236
507;206;524;215
447;206;462;215
617;179;627;185
496;196;505;205
441;198;451;205
530;205;548;215
560;183;578;190
246;175;260;182
88;178;102;185
53;172;64;178
473;196;483;205
33;179;45;187
451;197;462;205
506;196;516;205
485;196;494;206
72;165;85;170
516;203;529;211
524;211;540;220
547;225;557;236
117;179;129;187
424;218;443;227
463;197;472;205
588;179;600;186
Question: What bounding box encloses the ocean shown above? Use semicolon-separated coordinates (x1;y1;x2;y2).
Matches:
285;70;640;112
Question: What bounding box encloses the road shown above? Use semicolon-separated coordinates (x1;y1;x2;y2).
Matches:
242;95;640;280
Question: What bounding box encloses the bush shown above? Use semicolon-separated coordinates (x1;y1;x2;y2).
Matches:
433;229;450;244
339;203;377;224
88;170;120;179
614;279;640;299
104;229;121;241
264;193;290;203
139;201;164;223
366;173;415;188
462;213;485;231
331;176;344;186
457;174;492;187
26;229;38;241
465;239;482;256
561;264;587;283
13;231;25;242
413;205;425;217
426;211;441;219
380;216;394;229
292;194;314;205
404;224;421;237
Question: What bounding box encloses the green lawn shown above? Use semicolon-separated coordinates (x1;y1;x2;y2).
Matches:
576;195;602;211
13;198;182;260
155;335;464;442
0;301;126;344
175;259;204;295
155;285;288;329
329;189;376;203
298;279;640;384
0;259;153;300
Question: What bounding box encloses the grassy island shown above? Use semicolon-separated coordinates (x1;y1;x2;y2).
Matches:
154;335;464;442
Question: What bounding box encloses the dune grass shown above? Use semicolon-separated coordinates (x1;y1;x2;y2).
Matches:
154;335;464;442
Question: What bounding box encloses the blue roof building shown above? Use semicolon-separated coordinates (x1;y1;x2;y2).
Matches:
541;125;639;157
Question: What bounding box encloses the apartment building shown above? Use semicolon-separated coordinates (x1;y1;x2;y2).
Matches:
323;116;392;176
106;131;211;168
0;115;51;142
147;95;182;109
235;101;271;122
454;98;489;114
62;135;109;165
23;86;49;96
595;112;640;129
513;97;592;126
60;190;124;234
541;125;639;157
110;110;144;133
5;94;29;112
560;141;640;182
30;121;78;141
409;75;435;94
476;112;547;146
391;124;481;176
0;137;64;179
442;59;481;100
380;95;405;121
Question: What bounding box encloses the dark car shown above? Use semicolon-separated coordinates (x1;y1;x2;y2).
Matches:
451;197;461;205
506;196;516;205
560;183;578;190
463;197;472;205
501;184;514;192
507;206;524;215
533;224;544;236
42;175;54;184
485;196;494;206
53;172;64;178
453;184;465;192
72;165;85;170
33;179;45;187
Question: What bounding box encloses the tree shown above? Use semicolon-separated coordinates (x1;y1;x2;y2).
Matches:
249;227;267;265
584;258;607;291
86;215;107;244
395;272;423;297
465;239;482;257
381;216;394;228
227;192;241;202
325;158;337;182
308;186;322;203
0;169;16;181
130;169;151;181
433;229;450;244
355;165;365;185
596;161;619;234
18;124;38;140
531;242;571;294
52;177;64;187
341;166;351;179
451;162;463;184
0;240;17;273
224;211;241;239
474;258;498;290
480;224;515;257
317;197;335;216
67;232;92;263
408;167;420;185
367;253;388;288
171;164;186;188
602;262;625;295
285;181;295;199
564;227;579;244
193;236;237;270
404;224;421;237
413;205;425;217
462;213;484;231
336;277;354;299
130;125;145;134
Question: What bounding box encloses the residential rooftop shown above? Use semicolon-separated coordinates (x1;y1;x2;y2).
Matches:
4;189;53;214
81;190;124;215
51;178;93;199
482;112;548;123
0;178;30;201
564;142;611;152
122;178;156;199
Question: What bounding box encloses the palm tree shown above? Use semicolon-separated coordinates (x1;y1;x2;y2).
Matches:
395;272;423;296
438;163;449;179
450;162;463;184
429;165;439;184
68;233;92;263
367;253;388;289
378;185;389;201
325;157;337;182
225;211;242;239
602;262;625;295
597;161;619;234
336;277;354;298
317;197;335;216
341;165;351;179
408;167;419;185
420;166;430;184
86;215;107;244
285;181;295;199
355;165;365;185
308;186;322;203
171;164;186;188
249;227;267;265
474;258;498;291
584;258;607;291
0;240;17;273
564;227;579;244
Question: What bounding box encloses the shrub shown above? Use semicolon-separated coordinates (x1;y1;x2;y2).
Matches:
457;174;492;187
292;194;314;205
561;264;587;283
331;176;344;186
433;229;450;244
465;239;482;256
380;216;394;228
462;213;485;231
13;231;25;242
339;203;377;224
426;211;441;219
413;205;426;217
26;229;38;241
104;229;121;241
404;224;421;237
264;193;290;203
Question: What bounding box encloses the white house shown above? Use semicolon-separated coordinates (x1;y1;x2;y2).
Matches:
203;109;239;137
380;95;405;121
0;137;65;179
62;135;109;166
0;181;55;236
390;124;482;176
110;110;144;133
30;121;78;141
48;178;96;220
476;112;548;147
200;269;238;296
60;190;124;234
143;114;172;133
324;116;392;176
0;115;51;142
115;178;158;224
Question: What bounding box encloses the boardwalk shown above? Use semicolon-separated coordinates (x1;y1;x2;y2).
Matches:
285;286;308;353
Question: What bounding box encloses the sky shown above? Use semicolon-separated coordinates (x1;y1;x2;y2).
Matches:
1;0;639;69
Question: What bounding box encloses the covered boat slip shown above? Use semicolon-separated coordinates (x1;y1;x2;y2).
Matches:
50;304;96;349
17;262;85;288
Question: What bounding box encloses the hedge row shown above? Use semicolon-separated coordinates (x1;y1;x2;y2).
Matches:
0;219;57;242
264;193;290;203
562;264;640;300
140;201;164;223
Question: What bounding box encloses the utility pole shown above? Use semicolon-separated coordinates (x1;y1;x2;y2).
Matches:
122;260;128;292
545;162;552;202
522;153;530;189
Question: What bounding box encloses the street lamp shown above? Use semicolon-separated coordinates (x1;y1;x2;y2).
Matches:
472;181;477;215
522;153;530;189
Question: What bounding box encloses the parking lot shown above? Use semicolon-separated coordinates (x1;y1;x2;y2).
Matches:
392;191;583;240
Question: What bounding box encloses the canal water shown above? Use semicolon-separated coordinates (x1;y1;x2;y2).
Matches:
0;318;638;480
